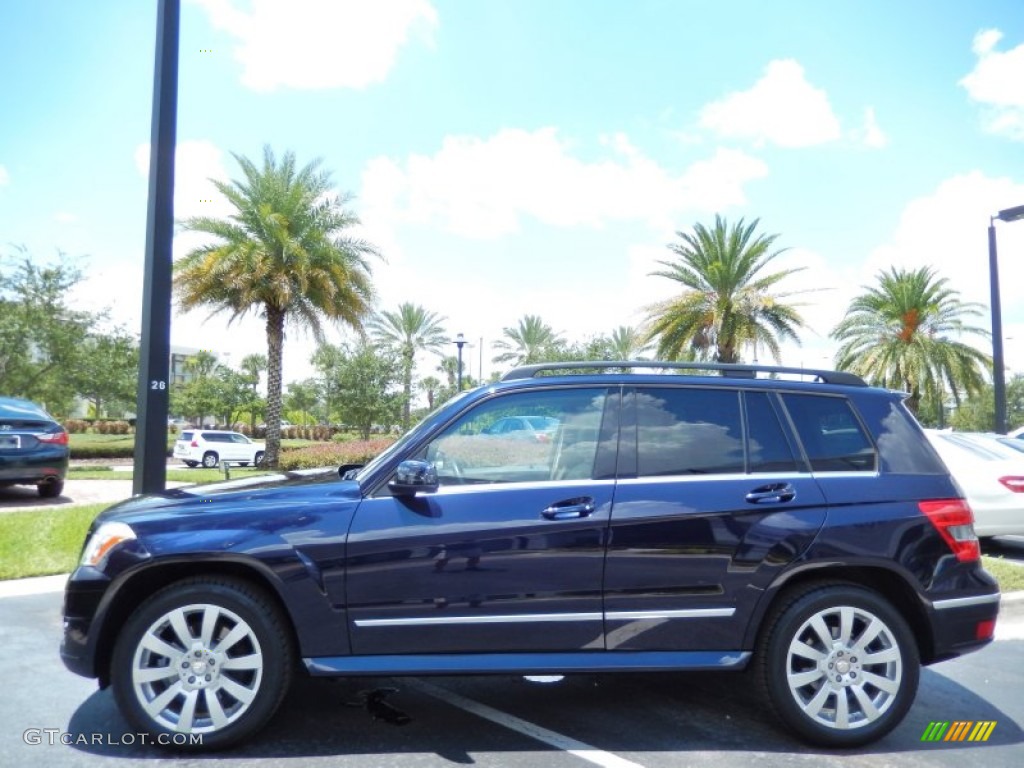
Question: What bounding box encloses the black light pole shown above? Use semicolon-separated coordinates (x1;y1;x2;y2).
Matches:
134;0;180;495
454;333;467;391
988;203;1024;435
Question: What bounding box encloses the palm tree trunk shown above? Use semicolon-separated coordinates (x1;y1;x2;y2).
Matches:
264;306;285;467
402;349;413;430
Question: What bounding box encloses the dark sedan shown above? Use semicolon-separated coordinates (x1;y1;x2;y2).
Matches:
0;396;69;498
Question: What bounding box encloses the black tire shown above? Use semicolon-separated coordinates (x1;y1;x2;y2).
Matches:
254;451;265;467
184;461;199;468
38;479;64;498
111;577;293;751
756;583;919;748
202;452;219;469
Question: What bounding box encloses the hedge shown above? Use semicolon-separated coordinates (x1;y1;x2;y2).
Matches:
277;439;396;471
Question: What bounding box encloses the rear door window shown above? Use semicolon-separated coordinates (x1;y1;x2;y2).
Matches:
634;388;744;476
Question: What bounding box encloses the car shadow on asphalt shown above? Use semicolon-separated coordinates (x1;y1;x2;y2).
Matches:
65;661;1023;760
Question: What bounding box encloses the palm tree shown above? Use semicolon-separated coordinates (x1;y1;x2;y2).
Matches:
606;325;650;360
368;303;448;429
831;266;991;415
492;315;563;365
644;215;806;363
175;146;378;466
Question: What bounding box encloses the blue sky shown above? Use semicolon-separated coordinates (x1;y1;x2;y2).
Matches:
2;0;1023;385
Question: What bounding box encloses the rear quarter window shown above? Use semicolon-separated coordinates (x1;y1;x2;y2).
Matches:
780;393;877;472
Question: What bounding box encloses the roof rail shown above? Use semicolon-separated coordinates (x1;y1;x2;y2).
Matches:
500;361;867;387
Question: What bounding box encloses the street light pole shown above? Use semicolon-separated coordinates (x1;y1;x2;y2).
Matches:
454;333;467;391
988;203;1024;434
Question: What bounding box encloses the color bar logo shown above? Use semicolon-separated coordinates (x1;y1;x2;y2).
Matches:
921;721;997;742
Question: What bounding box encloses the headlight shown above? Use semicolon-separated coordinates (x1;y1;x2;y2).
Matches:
80;522;137;567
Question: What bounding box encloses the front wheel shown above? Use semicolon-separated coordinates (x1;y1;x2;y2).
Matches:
111;577;293;751
757;583;919;748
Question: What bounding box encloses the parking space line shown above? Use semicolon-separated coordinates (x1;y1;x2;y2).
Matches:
410;679;645;768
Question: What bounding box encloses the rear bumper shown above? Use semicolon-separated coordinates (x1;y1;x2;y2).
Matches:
0;447;68;485
927;591;1001;662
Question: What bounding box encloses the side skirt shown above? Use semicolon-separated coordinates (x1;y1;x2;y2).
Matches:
304;650;752;677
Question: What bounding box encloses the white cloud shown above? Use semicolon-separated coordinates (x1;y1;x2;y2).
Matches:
960;28;1024;140
699;59;842;148
360;128;768;238
134;139;234;224
0;165;9;185
855;106;888;148
192;0;437;91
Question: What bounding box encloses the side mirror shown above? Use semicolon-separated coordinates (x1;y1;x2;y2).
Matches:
388;460;439;496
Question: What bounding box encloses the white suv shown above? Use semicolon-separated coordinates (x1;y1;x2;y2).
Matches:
172;430;266;468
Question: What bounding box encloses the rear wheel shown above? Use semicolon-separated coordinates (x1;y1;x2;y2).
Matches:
38;479;64;498
111;577;293;751
254;451;265;467
757;583;919;747
184;461;199;468
202;452;219;469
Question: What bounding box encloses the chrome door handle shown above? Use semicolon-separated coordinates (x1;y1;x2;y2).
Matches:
745;483;796;504
542;497;596;520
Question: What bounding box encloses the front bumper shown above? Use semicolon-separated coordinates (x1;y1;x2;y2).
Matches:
60;567;113;680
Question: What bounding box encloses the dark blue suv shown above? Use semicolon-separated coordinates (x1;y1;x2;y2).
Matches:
61;363;1001;750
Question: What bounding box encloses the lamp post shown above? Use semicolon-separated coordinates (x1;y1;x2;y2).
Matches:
988;203;1024;434
454;333;468;391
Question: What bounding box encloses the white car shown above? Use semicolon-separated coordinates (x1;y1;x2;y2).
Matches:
924;430;1024;537
173;429;266;469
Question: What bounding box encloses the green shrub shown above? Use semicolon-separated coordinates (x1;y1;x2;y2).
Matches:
278;438;395;470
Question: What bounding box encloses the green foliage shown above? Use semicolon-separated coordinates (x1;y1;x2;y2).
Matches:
328;340;403;440
645;215;806;363
0;247;95;412
175;145;380;467
831;266;990;415
285;378;320;425
70;329;139;418
949;375;1024;432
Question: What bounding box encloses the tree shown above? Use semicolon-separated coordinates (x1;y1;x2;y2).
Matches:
285;379;320;425
644;215;806;363
950;375;1024;432
604;326;651;361
0;248;94;412
175;146;378;466
492;315;563;366
238;353;267;430
831;266;990;415
71;329;139;418
334;342;403;440
368;303;448;429
419;376;442;410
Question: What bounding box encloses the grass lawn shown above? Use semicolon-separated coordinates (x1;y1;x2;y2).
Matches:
0;504;106;580
982;555;1024;593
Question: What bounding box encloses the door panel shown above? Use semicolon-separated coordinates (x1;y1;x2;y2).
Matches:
346;481;613;654
345;385;619;655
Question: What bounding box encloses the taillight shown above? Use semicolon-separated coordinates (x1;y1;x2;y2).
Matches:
35;430;69;446
191;440;199;448
998;476;1024;493
919;499;980;562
